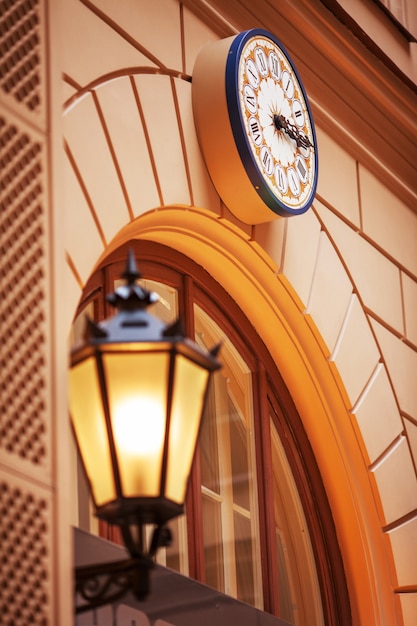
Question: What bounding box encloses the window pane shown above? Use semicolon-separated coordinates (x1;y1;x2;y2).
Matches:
270;422;324;626
143;278;178;324
195;304;263;609
229;397;250;510
114;277;178;324
275;528;295;621
70;300;95;346
200;383;220;493
234;511;255;605
202;495;224;592
156;515;189;576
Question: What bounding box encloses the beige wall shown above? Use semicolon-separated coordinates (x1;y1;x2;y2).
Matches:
58;1;417;626
60;1;417;625
1;0;416;625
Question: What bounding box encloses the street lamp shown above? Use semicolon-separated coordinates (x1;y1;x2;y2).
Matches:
69;250;221;613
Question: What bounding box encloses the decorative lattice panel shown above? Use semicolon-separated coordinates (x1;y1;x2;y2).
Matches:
0;114;48;465
0;0;42;112
0;478;50;625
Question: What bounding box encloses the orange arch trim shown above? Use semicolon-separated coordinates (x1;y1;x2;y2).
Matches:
96;205;396;626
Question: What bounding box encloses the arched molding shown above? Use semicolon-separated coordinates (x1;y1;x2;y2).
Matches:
66;205;396;626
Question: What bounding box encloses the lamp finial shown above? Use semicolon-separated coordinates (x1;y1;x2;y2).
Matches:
107;249;158;311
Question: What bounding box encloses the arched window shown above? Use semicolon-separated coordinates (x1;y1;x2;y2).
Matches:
72;241;351;626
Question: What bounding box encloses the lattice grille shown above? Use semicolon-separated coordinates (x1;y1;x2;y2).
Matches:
0;480;50;625
0;0;42;112
0;114;48;465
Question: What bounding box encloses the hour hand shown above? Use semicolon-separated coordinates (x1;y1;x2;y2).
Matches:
273;114;313;149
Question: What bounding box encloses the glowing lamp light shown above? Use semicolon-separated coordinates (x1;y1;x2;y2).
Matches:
69;250;221;613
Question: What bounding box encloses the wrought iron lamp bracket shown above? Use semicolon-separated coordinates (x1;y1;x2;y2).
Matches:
75;523;172;614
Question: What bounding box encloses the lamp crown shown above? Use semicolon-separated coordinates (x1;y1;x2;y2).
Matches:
107;249;158;312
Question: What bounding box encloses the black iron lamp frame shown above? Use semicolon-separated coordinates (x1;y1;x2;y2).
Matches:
71;250;220;614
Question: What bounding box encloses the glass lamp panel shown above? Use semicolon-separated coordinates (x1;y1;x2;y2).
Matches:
70;302;98;534
165;355;209;503
69;358;116;506
103;351;170;497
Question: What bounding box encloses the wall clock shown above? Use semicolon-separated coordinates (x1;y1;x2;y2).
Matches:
192;29;318;224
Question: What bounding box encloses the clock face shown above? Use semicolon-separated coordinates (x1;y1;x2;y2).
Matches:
226;30;318;217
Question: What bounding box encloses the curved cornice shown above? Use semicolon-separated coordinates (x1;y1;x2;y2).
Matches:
63;67;192;115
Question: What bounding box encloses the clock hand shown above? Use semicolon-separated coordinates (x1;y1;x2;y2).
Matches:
273;114;313;150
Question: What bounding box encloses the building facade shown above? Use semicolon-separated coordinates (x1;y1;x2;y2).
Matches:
1;1;417;625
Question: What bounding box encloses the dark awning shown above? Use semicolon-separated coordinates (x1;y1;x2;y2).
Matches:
74;527;291;626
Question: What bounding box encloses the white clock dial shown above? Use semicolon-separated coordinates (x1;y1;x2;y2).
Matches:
237;34;316;210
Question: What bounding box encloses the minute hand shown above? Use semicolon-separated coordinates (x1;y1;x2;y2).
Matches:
273;114;313;150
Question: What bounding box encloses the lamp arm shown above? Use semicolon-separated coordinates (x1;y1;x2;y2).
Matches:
75;523;172;614
75;555;154;614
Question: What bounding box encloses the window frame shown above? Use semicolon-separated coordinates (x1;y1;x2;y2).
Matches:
75;239;351;625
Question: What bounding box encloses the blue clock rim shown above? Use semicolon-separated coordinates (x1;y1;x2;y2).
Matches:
225;28;319;218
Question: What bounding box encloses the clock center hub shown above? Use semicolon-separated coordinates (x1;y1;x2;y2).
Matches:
273;114;284;131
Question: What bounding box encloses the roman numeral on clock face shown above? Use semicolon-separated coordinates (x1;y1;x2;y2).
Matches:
255;47;268;76
244;85;257;114
249;117;262;146
288;167;301;196
292;100;305;128
260;146;274;176
281;70;294;99
246;58;260;88
268;51;280;81
295;155;308;183
274;165;288;194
